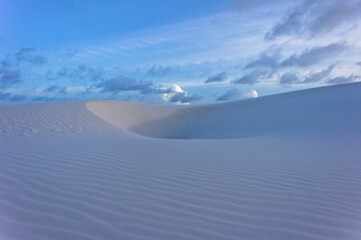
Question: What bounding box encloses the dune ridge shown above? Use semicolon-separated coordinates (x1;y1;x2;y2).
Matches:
1;83;361;239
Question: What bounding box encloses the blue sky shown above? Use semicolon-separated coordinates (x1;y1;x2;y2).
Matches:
1;0;361;104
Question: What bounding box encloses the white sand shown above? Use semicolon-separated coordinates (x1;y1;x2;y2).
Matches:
1;82;361;239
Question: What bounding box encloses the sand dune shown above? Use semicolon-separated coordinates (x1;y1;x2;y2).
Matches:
1;83;361;239
87;82;361;139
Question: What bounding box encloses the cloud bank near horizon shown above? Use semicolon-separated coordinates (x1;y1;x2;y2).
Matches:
1;0;361;104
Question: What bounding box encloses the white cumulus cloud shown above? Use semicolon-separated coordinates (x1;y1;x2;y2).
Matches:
245;90;258;98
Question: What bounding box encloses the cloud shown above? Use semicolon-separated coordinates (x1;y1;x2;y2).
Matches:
158;84;201;104
169;92;201;104
280;42;347;67
233;69;268;85
0;91;11;100
245;90;258;98
97;76;153;94
32;96;47;102
0;91;27;102
96;77;200;104
54;65;105;82
0;47;50;90
242;43;344;84
9;95;26;102
15;47;47;65
327;75;360;84
280;64;336;86
146;65;176;77
0;61;21;89
357;61;361;67
169;84;184;93
43;85;67;94
217;88;241;101
265;0;361;40
280;72;299;85
302;64;336;83
204;71;227;84
97;76;192;100
244;47;281;69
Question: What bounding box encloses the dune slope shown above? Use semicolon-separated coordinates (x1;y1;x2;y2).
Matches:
1;83;361;240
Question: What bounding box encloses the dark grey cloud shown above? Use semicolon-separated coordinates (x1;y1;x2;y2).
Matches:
244;48;281;69
0;47;50;90
169;92;201;104
0;91;26;102
280;72;299;85
15;47;47;65
54;65;105;82
31;96;71;102
32;96;47;102
96;75;189;98
43;85;67;94
146;65;176;77
0;69;21;89
265;0;361;40
204;71;227;84
97;76;153;94
327;75;360;84
356;61;361;67
280;42;347;67
9;95;26;102
217;88;241;101
233;69;269;85
278;64;355;86
302;64;336;83
243;43;344;80
0;91;11;100
0;61;21;89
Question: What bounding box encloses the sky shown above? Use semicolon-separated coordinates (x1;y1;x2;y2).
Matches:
1;0;361;104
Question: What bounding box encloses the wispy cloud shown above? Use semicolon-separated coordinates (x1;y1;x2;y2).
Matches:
265;0;361;40
233;69;269;85
244;47;281;69
1;0;360;104
302;64;336;83
49;65;105;82
204;71;227;84
170;92;201;104
280;72;299;86
217;88;241;101
280;42;347;67
97;76;153;94
327;75;360;84
0;61;21;89
43;85;67;94
0;91;11;100
9;95;26;102
15;47;47;65
146;65;176;77
245;42;346;70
